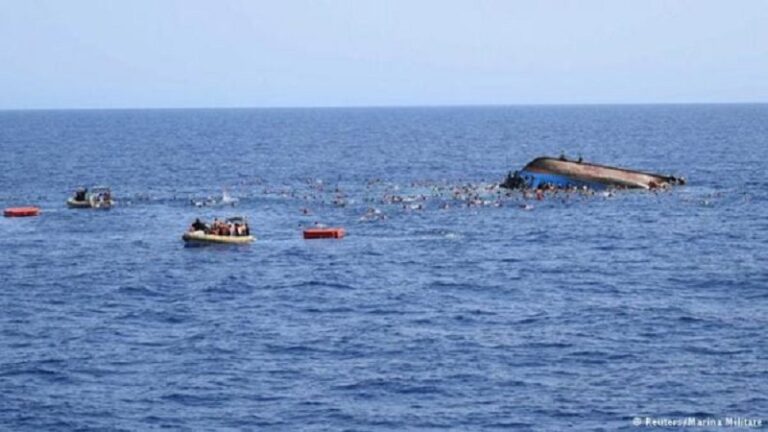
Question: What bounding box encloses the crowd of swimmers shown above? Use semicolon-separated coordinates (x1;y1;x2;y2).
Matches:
189;218;250;236
179;176;639;226
252;177;636;222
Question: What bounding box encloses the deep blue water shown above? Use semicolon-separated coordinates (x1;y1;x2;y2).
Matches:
1;105;766;431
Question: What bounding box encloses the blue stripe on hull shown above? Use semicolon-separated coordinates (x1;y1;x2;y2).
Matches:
518;170;606;190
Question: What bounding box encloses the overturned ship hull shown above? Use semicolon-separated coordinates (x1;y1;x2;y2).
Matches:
502;157;685;190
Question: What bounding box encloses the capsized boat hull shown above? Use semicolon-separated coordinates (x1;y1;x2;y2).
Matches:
182;230;254;245
502;157;685;190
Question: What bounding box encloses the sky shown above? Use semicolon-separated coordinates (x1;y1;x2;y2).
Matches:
0;0;766;109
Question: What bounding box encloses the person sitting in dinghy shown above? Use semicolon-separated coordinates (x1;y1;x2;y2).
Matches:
233;223;249;237
74;188;87;201
233;222;250;236
190;218;207;232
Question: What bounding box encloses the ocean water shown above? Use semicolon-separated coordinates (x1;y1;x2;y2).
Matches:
0;105;766;431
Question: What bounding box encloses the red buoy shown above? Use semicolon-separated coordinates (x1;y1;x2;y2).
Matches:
303;227;345;239
4;207;40;217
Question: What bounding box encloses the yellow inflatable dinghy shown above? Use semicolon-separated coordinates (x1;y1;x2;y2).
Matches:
182;230;254;245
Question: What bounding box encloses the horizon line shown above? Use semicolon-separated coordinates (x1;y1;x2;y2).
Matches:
1;101;767;112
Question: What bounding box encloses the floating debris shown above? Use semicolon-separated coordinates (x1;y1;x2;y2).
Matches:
191;189;239;207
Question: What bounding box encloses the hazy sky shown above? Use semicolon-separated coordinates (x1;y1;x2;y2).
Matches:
1;0;766;109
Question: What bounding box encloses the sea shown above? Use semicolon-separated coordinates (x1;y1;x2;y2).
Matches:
1;105;766;431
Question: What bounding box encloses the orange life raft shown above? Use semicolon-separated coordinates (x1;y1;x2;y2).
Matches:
4;207;40;217
303;227;345;239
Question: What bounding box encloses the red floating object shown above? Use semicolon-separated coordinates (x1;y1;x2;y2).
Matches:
4;207;41;217
303;227;345;239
